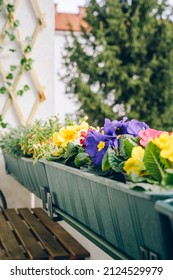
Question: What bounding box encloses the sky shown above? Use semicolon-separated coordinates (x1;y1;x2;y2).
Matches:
54;0;87;13
55;0;173;13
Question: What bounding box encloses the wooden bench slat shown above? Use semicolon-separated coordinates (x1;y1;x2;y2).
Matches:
4;209;48;260
32;208;90;259
18;208;69;259
0;212;25;259
0;246;9;260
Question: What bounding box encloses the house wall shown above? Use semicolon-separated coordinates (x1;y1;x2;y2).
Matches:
54;30;78;119
0;0;55;127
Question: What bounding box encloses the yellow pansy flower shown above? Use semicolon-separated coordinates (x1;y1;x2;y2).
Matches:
123;146;146;175
53;127;78;148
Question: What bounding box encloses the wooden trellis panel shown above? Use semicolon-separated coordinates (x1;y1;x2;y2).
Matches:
0;0;47;126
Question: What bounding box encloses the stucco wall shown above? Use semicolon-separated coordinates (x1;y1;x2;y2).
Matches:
0;0;55;127
54;31;78;118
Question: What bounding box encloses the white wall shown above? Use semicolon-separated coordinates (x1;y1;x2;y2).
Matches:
0;0;55;127
54;31;78;119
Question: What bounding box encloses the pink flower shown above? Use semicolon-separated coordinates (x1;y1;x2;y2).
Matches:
139;128;163;147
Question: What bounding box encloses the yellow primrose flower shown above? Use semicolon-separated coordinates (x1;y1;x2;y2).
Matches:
123;146;146;175
160;136;173;163
152;132;173;162
66;122;89;133
152;132;172;150
53;127;78;148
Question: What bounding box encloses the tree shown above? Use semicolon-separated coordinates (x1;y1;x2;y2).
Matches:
62;0;173;130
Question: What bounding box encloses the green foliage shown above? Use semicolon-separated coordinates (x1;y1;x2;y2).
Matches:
143;141;165;183
119;134;137;158
0;125;24;157
102;147;124;172
74;152;90;167
10;65;17;71
0;87;6;94
0;116;61;162
24;45;32;53
17;84;30;96
62;0;173;129
6;3;14;13
0;115;7;128
20;57;34;71
165;169;173;187
5;30;15;41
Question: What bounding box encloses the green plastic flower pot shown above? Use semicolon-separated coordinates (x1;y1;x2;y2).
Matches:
42;159;173;260
20;157;49;198
3;154;24;185
155;199;173;234
3;154;49;199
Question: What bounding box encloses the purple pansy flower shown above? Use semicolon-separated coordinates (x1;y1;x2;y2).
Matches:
84;130;112;166
122;119;149;137
100;118;118;147
112;117;128;135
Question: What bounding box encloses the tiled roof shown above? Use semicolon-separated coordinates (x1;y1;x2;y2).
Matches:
55;6;89;32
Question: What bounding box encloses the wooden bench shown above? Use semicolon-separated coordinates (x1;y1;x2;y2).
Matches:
0;208;90;260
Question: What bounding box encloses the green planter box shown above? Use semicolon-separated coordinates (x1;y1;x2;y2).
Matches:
155;199;173;235
42;159;173;260
3;154;49;199
3;154;24;185
20;157;49;199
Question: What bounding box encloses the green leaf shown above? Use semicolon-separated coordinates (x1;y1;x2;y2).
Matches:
17;90;23;96
119;134;137;159
1;122;7;128
165;169;173;187
23;84;30;91
7;4;15;13
64;143;78;160
20;57;26;65
0;87;7;94
124;138;138;158
0;115;7;129
25;64;31;71
129;171;148;183
102;149;111;171
24;45;31;53
13;20;20;27
130;185;146;192
74;152;90;167
6;82;12;87
5;30;15;41
10;65;17;71
107;147;123;172
143;142;165;183
6;73;13;80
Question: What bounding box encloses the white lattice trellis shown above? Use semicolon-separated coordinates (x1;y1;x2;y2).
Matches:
0;0;47;126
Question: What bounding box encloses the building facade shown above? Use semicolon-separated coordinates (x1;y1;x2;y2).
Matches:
54;5;87;119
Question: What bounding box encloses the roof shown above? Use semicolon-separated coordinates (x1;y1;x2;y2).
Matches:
55;6;89;32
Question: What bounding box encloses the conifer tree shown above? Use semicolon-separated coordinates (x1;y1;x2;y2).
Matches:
62;0;173;130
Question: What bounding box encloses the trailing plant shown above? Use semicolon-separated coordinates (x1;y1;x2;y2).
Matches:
0;116;61;162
